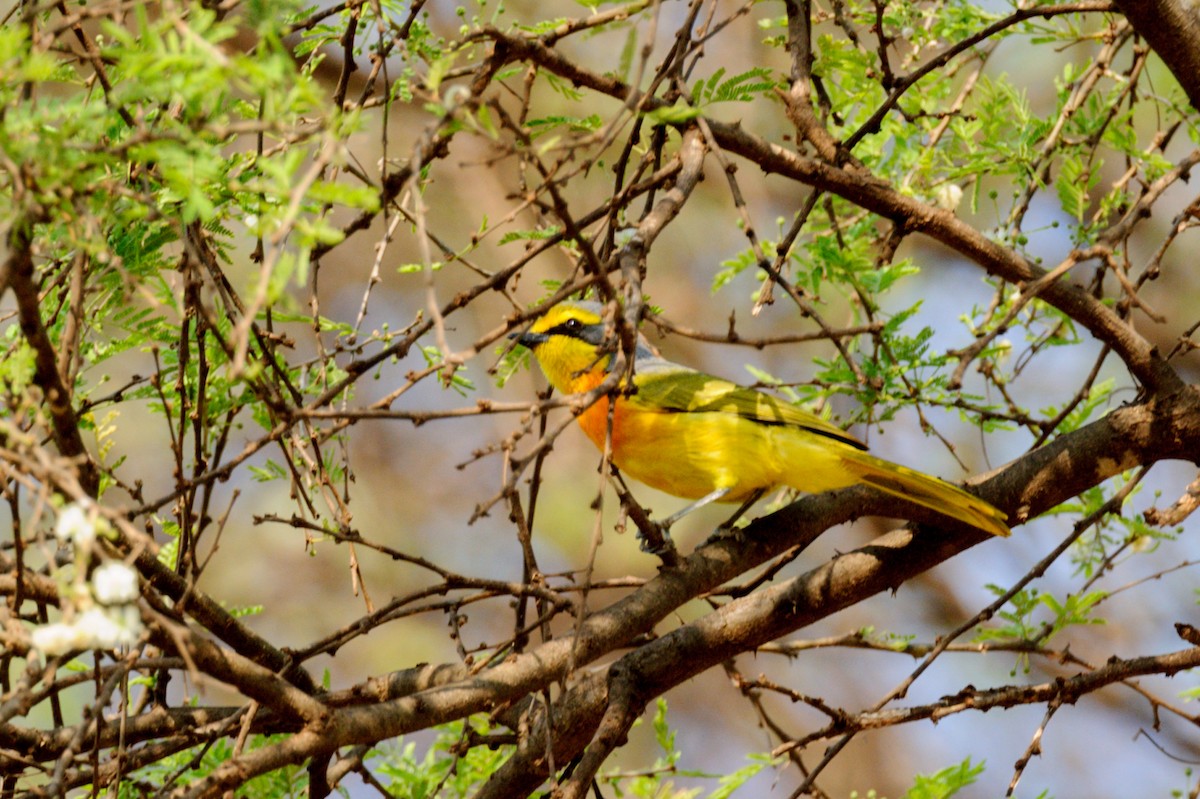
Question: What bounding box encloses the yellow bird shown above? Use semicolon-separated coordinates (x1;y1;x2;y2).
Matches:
516;300;1010;538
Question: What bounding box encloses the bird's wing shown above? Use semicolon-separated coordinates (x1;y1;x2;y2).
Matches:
629;366;866;451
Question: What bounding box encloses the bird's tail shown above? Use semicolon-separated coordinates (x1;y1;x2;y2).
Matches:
839;450;1010;537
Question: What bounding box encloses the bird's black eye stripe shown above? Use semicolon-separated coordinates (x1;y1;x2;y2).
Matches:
549;318;586;337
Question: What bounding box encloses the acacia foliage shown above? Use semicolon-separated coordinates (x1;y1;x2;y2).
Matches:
3;0;1200;797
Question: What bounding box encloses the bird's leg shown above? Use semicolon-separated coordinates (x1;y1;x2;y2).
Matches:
635;487;731;562
719;488;766;531
703;488;766;545
659;486;732;529
610;471;679;564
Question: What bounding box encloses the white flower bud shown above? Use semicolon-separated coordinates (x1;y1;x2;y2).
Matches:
76;607;143;649
29;606;144;659
55;504;95;549
30;622;89;657
934;184;964;212
92;562;140;605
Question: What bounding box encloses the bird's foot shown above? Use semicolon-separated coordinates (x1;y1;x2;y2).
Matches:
611;476;680;564
703;522;747;547
636;520;678;563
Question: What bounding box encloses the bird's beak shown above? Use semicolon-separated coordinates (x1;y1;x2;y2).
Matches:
510;330;548;348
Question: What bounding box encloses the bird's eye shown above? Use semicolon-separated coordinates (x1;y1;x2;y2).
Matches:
563;318;582;332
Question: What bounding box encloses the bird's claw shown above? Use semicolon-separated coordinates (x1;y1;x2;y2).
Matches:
703;523;746;547
636;520;676;558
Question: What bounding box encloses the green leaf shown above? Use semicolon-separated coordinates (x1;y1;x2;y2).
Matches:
905;757;985;799
498;226;562;245
708;753;780;799
643;102;702;126
697;67;778;105
1055;154;1098;221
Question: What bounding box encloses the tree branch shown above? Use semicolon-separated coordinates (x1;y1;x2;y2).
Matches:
2;226;99;496
1111;0;1200;111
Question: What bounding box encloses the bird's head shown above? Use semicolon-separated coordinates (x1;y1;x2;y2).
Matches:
515;301;613;393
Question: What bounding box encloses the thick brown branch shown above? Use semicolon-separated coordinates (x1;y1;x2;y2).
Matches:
147;614;329;726
474;674;608;799
1111;0;1200;111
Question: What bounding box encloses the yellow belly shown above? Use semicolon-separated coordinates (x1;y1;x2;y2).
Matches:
576;397;856;502
565;380;1009;537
